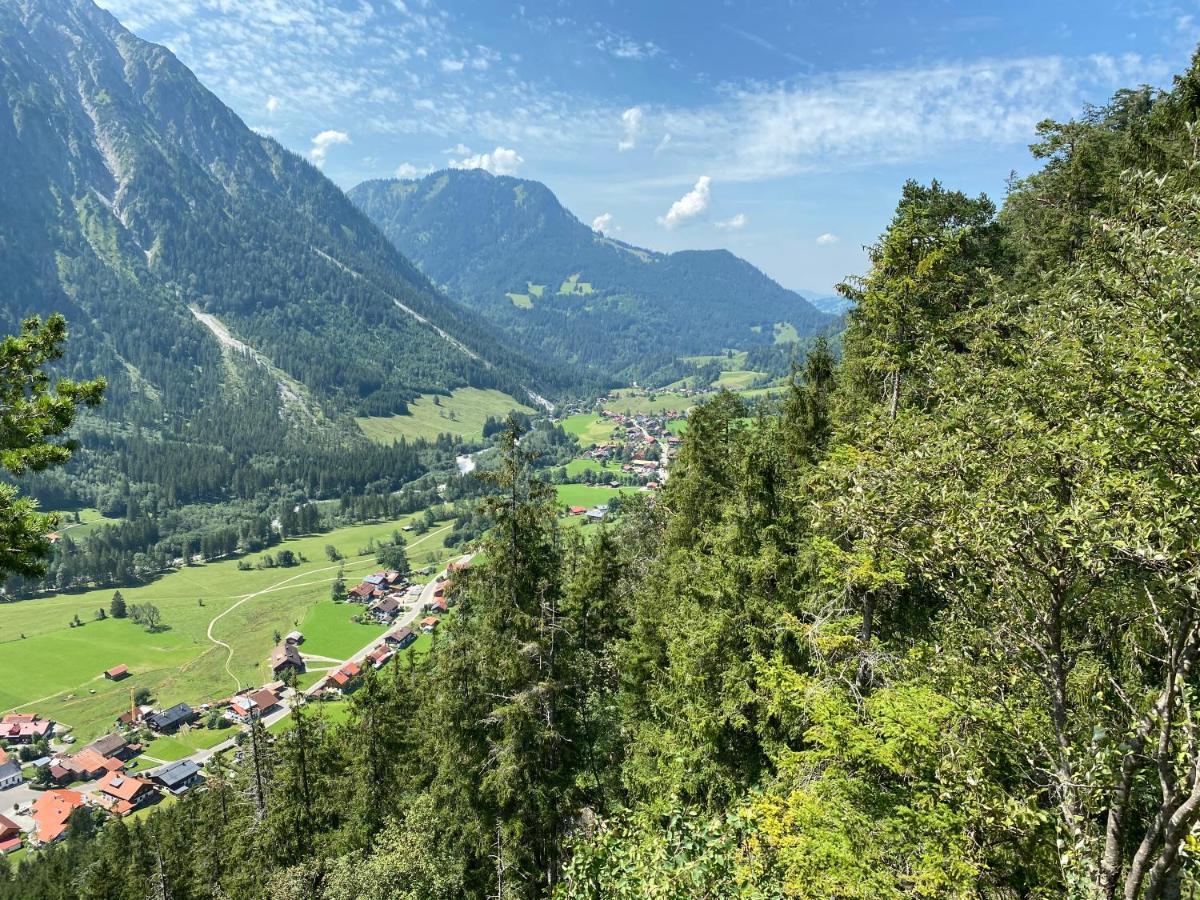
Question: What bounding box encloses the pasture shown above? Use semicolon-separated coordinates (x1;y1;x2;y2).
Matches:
0;515;458;742
561;414;618;446
355;387;533;443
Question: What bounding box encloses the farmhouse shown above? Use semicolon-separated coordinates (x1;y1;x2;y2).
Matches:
103;664;130;680
31;789;86;844
117;704;154;728
0;813;20;854
0;757;22;790
367;646;394;670
430;597;448;614
0;713;52;744
146;703;196;734
66;748;112;779
420;615;439;633
369;595;401;624
285;630;304;645
150;759;203;795
347;582;376;602
384;626;415;650
329;662;361;690
82;732;132;761
270;641;306;677
95;771;159;815
228;688;280;723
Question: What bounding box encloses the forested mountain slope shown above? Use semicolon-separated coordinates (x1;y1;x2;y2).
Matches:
349;170;836;376
0;0;552;432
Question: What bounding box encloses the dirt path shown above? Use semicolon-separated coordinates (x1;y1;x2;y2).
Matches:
205;524;454;692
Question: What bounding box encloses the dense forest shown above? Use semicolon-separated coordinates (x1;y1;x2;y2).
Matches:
9;49;1200;900
349;170;837;377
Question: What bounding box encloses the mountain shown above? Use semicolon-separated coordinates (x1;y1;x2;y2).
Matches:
348;170;836;376
801;292;854;316
0;0;551;444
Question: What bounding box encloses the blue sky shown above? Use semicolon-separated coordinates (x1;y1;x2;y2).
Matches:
101;0;1200;295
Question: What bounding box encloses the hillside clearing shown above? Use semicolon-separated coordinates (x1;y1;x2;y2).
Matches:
356;387;533;443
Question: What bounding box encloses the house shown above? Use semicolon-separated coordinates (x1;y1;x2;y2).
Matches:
0;813;21;855
367;646;394;670
95;771;159;815
66;748;111;780
103;664;130;681
0;758;22;790
363;573;387;587
146;703;196;734
31;789;86;844
270;642;306;677
328;662;361;690
149;759;203;795
384;626;416;650
430;597;448;614
0;713;52;744
568;505;588;516
284;630;304;645
82;732;131;761
420;616;439;633
348;582;375;602
585;508;607;523
227;688;280;723
369;596;401;624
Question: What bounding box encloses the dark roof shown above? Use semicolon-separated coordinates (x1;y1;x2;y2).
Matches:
84;733;127;758
147;703;194;731
0;760;21;780
151;759;201;790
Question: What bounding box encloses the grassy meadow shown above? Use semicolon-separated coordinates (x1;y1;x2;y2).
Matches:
0;515;458;742
355;387;533;443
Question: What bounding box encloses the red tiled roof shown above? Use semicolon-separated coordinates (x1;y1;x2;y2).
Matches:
97;771;154;803
32;789;85;843
105;665;129;678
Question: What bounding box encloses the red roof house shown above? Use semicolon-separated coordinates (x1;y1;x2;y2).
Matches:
31;789;86;844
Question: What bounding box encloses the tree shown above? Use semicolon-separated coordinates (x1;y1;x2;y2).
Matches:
324;544;342;562
377;540;409;574
0;315;103;581
110;591;127;619
134;686;153;706
129;602;163;632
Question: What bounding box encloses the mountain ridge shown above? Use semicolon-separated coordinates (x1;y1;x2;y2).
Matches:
349;168;836;377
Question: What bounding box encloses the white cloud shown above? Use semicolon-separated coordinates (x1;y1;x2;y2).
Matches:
448;145;524;176
658;176;711;229
444;143;472;156
440;58;465;73
308;129;349;166
654;132;672;154
596;34;662;61
816;233;840;246
591;212;614;234
394;162;430;179
716;213;747;231
617;105;643;152
265;95;280;113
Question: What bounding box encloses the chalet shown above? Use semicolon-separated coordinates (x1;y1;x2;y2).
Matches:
284;630;304;645
270;642;306;677
31;789;86;844
0;813;20;855
82;732;131;761
585;508;607;523
66;748;111;780
384;626;416;650
0;758;22;790
420;615;439;633
430;597;448;614
328;662;361;690
149;759;203;795
369;596;401;624
383;570;404;586
227;688;280;723
0;713;52;744
348;582;376;602
95;771;159;815
362;573;387;587
568;506;588;516
367;646;394;670
146;703;196;734
103;664;130;681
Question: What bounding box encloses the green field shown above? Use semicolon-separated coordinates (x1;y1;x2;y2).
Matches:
556;484;637;509
297;601;389;660
356;387;534;444
49;507;122;541
505;292;533;308
562;414;618;446
0;515;458;742
565;458;623;478
528;283;545;297
715;369;766;390
557;273;594;296
774;322;801;344
681;351;749;370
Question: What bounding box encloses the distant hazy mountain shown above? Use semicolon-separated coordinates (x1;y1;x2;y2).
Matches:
800;292;855;316
0;0;552;439
349;170;836;375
